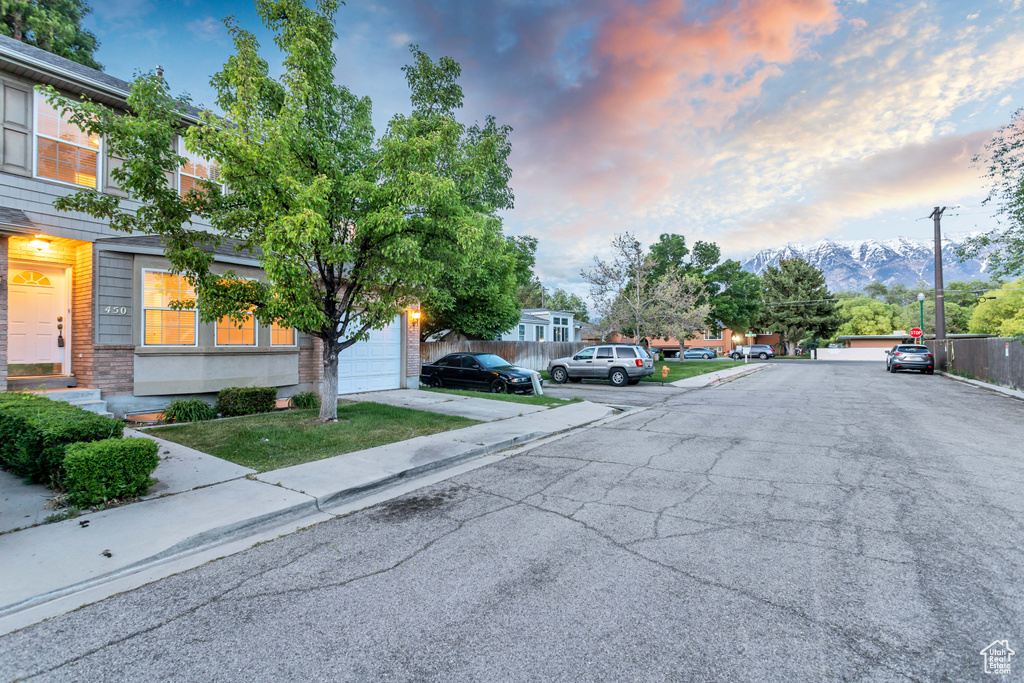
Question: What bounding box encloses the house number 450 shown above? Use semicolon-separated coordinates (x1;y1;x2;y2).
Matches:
103;306;128;315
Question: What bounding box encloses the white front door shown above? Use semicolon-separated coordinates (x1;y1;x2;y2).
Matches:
8;263;69;377
337;316;403;394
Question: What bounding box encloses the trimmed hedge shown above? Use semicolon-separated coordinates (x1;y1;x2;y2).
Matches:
63;437;160;506
0;394;124;486
215;386;278;417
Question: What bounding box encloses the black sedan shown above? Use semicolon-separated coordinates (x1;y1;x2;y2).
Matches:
886;344;935;374
420;353;538;394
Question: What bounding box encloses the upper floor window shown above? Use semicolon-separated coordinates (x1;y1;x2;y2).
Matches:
270;322;295;346
143;270;197;346
35;93;99;189
179;138;221;196
704;330;723;341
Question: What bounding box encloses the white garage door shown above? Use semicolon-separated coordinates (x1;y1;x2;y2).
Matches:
337;316;403;394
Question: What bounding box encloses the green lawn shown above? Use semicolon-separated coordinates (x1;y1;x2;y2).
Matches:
641;360;746;383
422;387;580;407
541;360;746;384
148;402;477;472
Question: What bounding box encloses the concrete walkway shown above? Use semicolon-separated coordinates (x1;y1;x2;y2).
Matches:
0;400;616;631
343;388;551;421
670;362;770;388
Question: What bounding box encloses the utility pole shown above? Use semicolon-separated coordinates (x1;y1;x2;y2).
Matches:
931;206;947;370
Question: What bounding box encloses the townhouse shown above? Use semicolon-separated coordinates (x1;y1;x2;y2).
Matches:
0;35;420;417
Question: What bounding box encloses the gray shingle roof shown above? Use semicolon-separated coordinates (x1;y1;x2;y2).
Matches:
95;234;262;263
0;206;35;231
0;34;204;119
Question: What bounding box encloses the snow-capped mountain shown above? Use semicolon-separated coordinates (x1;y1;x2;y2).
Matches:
741;235;989;292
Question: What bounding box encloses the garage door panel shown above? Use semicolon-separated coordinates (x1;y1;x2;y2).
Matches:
337;316;402;394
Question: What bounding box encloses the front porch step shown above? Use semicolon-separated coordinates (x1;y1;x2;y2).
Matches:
30;388;101;403
70;400;113;417
23;388;115;419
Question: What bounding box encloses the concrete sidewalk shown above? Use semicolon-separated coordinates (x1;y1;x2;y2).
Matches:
670;362;769;388
0;400;616;631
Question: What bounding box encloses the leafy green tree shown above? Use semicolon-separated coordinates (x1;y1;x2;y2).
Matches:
863;281;888;300
835;297;897;336
48;0;513;421
545;288;589;322
648;233;720;281
706;260;761;334
959;107;1024;277
420;235;535;341
1;0;101;69
969;279;1024;336
759;258;842;355
516;275;545;309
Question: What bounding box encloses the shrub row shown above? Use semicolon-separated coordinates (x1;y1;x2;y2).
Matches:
289;391;321;410
162;398;218;423
0;394;124;486
216;386;278;417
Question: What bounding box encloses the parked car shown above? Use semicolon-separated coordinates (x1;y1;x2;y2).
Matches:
885;345;934;374
683;347;717;359
548;343;655;387
729;344;776;360
420;353;538;394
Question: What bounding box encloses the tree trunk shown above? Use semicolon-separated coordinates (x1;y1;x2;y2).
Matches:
786;340;797;356
678;342;685;360
12;14;22;42
319;341;340;422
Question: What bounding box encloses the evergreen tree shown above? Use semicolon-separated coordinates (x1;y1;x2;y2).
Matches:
759;258;842;354
1;0;101;70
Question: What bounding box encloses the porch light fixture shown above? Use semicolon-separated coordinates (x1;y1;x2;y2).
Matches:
29;236;50;252
407;309;421;321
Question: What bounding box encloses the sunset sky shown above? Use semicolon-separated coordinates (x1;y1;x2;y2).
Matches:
86;0;1023;295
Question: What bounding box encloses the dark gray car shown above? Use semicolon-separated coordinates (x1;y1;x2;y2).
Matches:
548;344;655;386
885;344;935;374
729;344;775;360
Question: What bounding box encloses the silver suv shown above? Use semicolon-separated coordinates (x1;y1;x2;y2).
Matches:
548;344;655;386
729;344;775;360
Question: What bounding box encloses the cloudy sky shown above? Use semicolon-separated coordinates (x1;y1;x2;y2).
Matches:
86;0;1023;295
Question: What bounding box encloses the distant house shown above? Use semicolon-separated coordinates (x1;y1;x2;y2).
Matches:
498;309;582;343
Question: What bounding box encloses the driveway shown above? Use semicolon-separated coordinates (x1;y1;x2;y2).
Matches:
3;362;1022;681
542;380;684;406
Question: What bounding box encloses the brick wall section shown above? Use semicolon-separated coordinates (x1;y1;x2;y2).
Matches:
90;345;135;394
0;236;8;393
71;243;94;387
298;335;323;387
406;306;420;379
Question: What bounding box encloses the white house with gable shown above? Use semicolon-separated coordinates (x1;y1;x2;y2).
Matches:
498;309;582;342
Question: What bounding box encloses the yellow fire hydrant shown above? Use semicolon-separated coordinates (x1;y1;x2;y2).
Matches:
661;365;670;379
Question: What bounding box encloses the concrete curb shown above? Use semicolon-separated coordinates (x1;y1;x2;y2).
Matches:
937;371;1024;402
670;363;768;388
0;406;618;622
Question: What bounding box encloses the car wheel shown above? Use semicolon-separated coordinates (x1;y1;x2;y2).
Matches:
702;354;711;359
759;352;768;359
551;366;568;384
490;379;507;394
890;364;898;373
926;369;934;375
426;375;442;388
609;369;628;387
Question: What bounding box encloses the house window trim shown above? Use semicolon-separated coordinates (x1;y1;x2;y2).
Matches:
141;268;199;348
535;325;546;342
215;307;258;348
518;324;525;341
270;322;297;347
32;91;103;191
704;330;723;341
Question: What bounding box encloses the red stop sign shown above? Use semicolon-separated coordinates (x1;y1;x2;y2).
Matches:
910;328;923;338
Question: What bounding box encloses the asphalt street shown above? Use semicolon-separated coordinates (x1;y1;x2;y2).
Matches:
3;362;1023;681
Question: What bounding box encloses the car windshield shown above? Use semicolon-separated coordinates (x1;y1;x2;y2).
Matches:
897;345;929;353
474;354;513;368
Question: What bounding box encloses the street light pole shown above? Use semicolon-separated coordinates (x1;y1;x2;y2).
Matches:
931;206;947;370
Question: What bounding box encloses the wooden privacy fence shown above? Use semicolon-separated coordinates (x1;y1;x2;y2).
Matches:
420;341;590;371
924;337;1024;391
